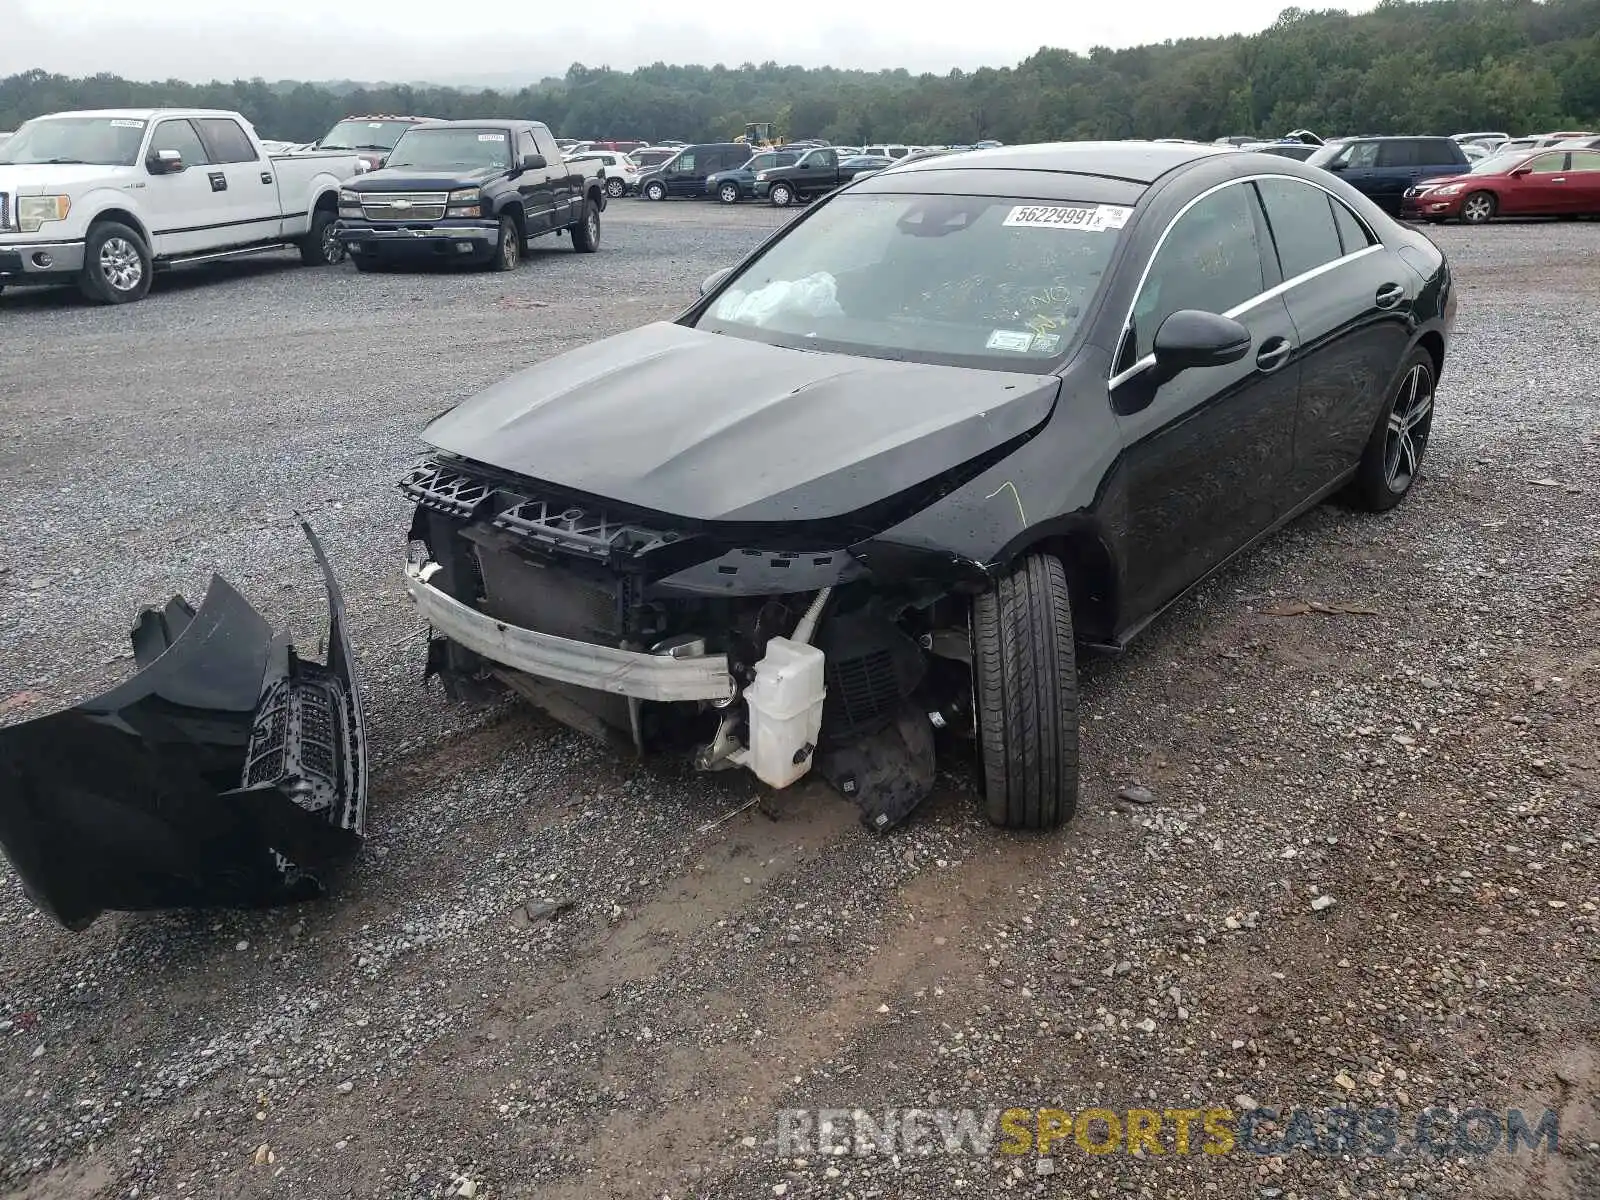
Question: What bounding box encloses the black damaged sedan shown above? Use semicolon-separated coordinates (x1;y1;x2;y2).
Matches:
401;141;1455;832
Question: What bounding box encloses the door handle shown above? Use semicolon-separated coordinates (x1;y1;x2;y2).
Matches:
1375;283;1406;309
261;172;274;184
1551;177;1566;183
208;171;228;192
1255;338;1293;371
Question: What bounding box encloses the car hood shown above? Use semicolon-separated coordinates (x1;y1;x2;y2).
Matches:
346;165;503;191
421;322;1059;527
707;170;753;184
0;162;132;195
1413;172;1478;190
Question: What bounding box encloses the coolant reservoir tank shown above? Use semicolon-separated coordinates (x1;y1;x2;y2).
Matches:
739;636;827;789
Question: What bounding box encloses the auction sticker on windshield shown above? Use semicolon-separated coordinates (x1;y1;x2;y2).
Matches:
1004;204;1132;232
110;119;146;129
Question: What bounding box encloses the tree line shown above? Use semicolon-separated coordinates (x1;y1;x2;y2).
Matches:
3;0;1598;147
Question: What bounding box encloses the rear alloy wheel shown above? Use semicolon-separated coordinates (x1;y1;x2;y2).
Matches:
494;214;521;271
299;207;344;265
769;182;795;207
644;181;666;201
1460;191;1496;224
1344;349;1435;512
970;553;1079;831
570;201;601;252
605;177;626;199
718;182;741;205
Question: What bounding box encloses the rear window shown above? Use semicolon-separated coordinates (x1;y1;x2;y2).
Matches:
694;191;1130;371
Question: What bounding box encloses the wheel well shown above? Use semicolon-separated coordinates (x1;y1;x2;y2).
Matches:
1417;330;1444;380
87;208;152;250
1024;529;1118;644
313;190;338;214
498;204;526;233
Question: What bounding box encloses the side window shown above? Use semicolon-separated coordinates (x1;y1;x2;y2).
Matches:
1129;183;1267;363
1329;196;1375;254
516;130;537;163
1255;177;1344;280
1527;152;1565;173
149;118;210;167
194;118;257;164
1376;140;1418;168
1343;141;1380;168
1569;151;1600;173
531;128;560;166
1424;138;1465;164
675;152;697;172
813;149;837;169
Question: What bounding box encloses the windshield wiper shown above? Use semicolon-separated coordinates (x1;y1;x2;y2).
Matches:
353;143;391;151
39;157;90;164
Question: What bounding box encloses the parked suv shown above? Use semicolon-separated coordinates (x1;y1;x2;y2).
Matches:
705;149;799;204
1307;136;1469;213
636;143;748;200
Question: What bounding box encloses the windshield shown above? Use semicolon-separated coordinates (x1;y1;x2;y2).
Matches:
1469;152;1527;174
0;116;146;166
320;119;416;151
693;191;1127;370
386;127;512;170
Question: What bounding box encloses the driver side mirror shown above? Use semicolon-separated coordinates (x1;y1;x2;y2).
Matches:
1323;159;1347;171
1510;165;1532;177
700;266;733;297
147;148;184;174
519;154;546;172
1151;310;1252;375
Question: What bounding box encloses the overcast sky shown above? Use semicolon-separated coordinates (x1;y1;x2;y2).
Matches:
1;0;1380;83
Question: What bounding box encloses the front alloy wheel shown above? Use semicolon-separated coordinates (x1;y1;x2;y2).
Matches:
718;182;741;204
769;182;794;207
495;215;521;271
1460;191;1496;224
606;177;626;199
644;181;666;201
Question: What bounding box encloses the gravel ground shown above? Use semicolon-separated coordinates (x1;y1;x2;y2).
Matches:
0;202;1596;1200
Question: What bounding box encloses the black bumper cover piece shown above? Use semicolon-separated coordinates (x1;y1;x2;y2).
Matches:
0;521;368;931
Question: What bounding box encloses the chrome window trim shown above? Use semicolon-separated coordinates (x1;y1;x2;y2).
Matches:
1108;172;1386;390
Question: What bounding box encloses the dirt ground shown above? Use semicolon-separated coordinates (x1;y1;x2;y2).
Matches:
1;204;1596;1200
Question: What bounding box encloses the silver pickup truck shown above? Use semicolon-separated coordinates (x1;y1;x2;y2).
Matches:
0;107;363;303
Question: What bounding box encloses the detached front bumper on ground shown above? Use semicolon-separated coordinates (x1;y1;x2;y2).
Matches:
0;521;368;930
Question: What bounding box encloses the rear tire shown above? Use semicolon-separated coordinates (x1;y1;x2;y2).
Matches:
970;553;1079;831
1343;348;1435;512
78;221;151;304
570;200;600;252
299;206;344;265
605;177;626;199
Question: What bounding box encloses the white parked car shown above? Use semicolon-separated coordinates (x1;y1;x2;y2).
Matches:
564;150;640;198
0;108;363;304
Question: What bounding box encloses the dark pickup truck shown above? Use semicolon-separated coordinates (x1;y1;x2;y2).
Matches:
335;119;606;271
752;147;878;207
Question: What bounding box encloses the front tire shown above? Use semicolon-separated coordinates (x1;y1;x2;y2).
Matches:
718;182;741;205
492;213;521;271
1460;191;1496;224
1344;349;1435;512
970;553;1079;831
769;182;795;208
299;207;344;265
570;200;600;252
644;181;666;201
79;221;152;304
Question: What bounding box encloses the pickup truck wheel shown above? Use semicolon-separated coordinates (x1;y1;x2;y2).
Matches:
299;207;344;266
970;553;1079;831
79;222;151;304
718;182;741;204
605;177;626;199
644;181;666;201
570;201;601;253
769;182;795;207
493;214;522;271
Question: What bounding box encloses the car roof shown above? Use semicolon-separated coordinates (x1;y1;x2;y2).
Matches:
881;140;1238;186
427;119;543;131
35;108;246;121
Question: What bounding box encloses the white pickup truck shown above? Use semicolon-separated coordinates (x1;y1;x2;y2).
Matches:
0;108;363;304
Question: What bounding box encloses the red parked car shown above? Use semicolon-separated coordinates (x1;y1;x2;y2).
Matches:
1403;147;1600;223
